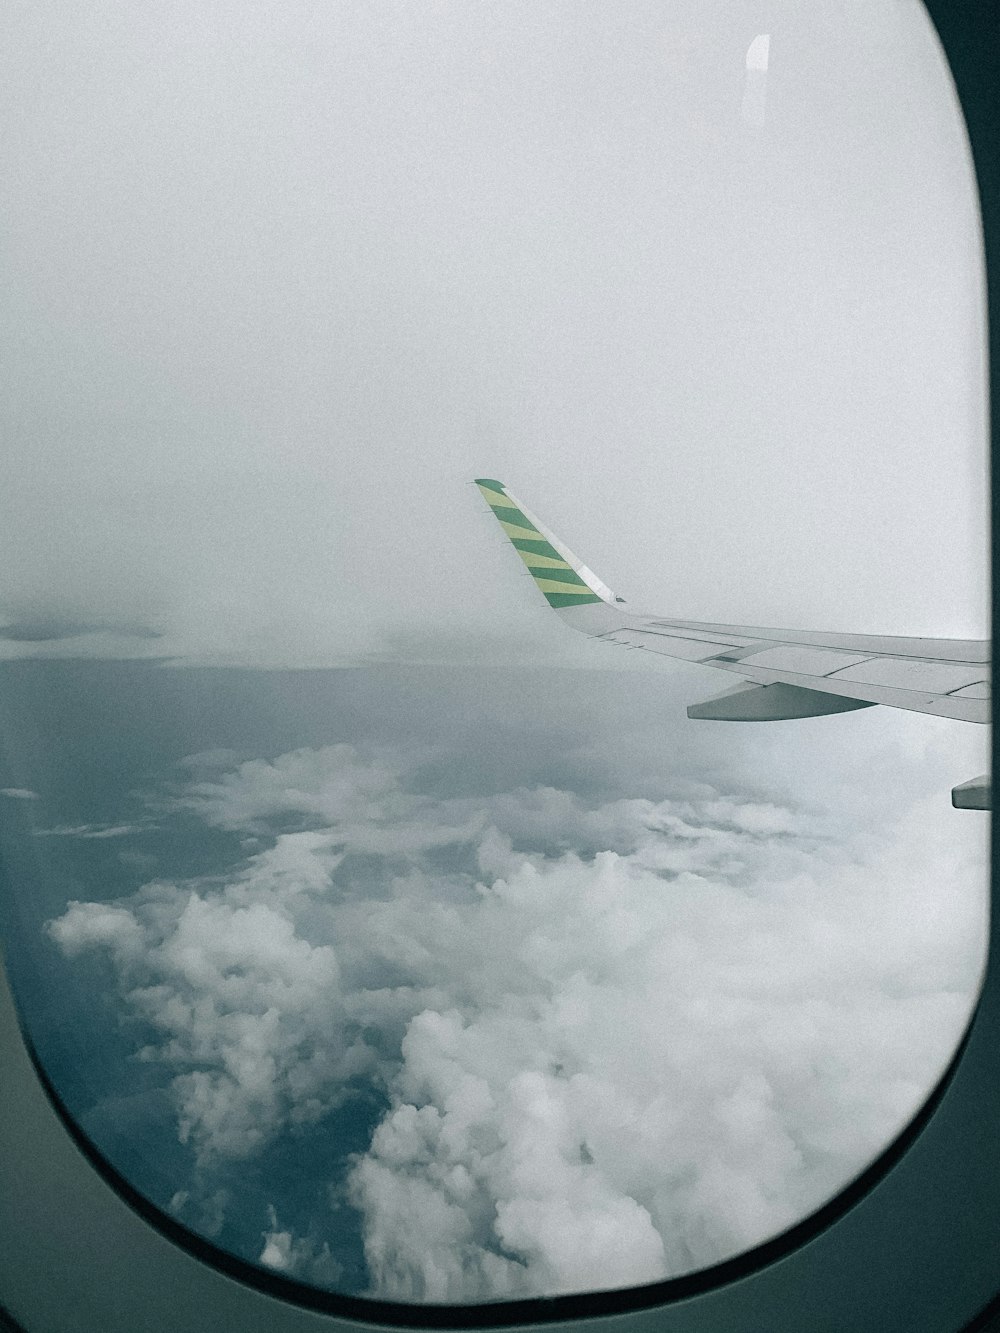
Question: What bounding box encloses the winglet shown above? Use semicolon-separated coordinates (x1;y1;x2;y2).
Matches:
474;479;617;608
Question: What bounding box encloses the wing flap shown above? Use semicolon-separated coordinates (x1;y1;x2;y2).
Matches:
645;619;988;665
706;658;989;723
728;646;872;675
951;682;990;699
602;628;748;662
821;658;987;694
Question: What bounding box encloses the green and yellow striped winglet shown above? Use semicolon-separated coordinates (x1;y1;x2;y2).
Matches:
475;478;603;608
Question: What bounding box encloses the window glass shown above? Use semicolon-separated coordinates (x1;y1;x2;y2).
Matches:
0;0;988;1306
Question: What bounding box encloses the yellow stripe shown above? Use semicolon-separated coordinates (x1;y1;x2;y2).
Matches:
517;552;574;571
533;576;594;595
498;519;541;541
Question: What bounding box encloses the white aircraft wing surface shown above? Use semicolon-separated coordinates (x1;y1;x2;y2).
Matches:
474;479;990;733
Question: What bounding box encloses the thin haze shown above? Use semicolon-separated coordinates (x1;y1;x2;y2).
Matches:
0;1;987;666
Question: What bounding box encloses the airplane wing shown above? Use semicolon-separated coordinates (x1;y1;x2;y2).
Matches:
474;478;990;733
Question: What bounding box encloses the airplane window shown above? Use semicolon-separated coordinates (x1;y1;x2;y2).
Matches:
0;0;988;1312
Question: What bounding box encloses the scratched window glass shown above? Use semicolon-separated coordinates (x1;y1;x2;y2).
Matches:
0;2;988;1305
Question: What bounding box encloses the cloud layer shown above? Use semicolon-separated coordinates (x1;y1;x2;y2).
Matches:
1;5;987;668
48;741;986;1302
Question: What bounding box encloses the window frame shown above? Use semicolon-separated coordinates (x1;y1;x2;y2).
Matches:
0;4;996;1330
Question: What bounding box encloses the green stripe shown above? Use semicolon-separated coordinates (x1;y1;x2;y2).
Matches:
534;577;593;595
542;591;602;607
488;500;533;520
512;538;563;561
475;478;506;494
518;552;577;572
488;502;539;531
526;565;587;587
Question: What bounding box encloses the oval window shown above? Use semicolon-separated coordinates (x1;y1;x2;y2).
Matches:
0;0;988;1308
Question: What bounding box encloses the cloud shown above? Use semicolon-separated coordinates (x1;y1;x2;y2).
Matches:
259;1205;344;1286
35;822;143;839
49;901;147;966
51;832;379;1164
346;795;983;1300
47;741;986;1302
0;787;40;800
0;629;172;664
0;615;162;643
165;745;412;833
260;1214;296;1271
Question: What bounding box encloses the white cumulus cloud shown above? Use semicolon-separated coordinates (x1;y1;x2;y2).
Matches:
47;742;986;1302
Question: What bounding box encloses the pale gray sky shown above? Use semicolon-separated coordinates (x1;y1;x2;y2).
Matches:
0;0;986;667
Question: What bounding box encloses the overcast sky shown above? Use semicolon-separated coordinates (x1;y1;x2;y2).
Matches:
0;0;987;667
